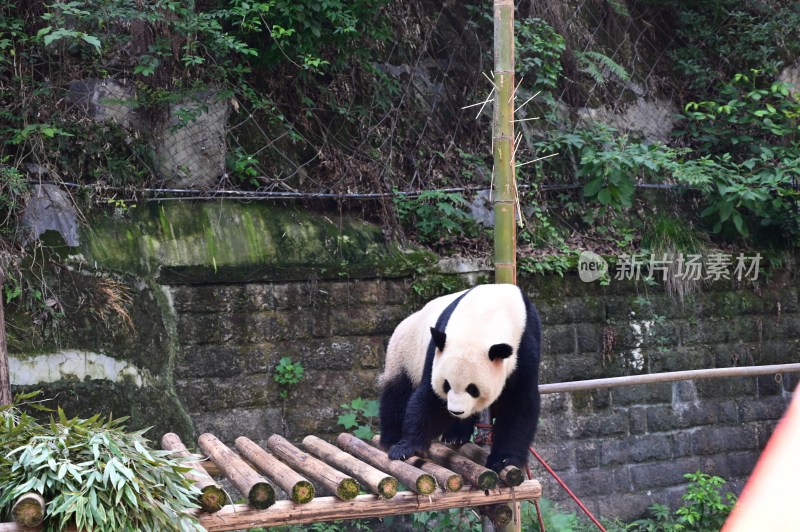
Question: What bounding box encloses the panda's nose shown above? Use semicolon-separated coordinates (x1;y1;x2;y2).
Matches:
448;409;464;416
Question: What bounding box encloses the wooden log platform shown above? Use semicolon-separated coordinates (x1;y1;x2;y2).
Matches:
0;432;541;532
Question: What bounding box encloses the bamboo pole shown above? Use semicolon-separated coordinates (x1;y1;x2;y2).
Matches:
161;432;227;513
336;433;436;495
370;435;464;492
11;493;45;527
267;435;359;501
197;480;542;532
493;0;517;286
0;268;11;406
427;443;499;490
458;442;525;486
236;437;315;504
197;433;275;509
302;435;397;499
539;363;800;395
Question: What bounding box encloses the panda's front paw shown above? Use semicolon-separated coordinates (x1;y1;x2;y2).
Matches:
387;443;417;461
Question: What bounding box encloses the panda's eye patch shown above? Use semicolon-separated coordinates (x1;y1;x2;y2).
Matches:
443;380;451;393
466;384;480;398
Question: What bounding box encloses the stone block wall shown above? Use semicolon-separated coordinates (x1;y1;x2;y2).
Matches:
168;279;413;445
525;273;798;521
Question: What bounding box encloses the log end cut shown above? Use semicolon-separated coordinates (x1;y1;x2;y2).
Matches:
337;478;361;501
500;465;525;487
248;482;276;509
198;485;228;513
446;474;464;492
291;480;316;504
377;477;398;499
416;473;437;495
11;492;46;527
477;470;499;490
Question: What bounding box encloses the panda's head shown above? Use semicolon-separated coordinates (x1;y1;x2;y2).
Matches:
429;326;515;419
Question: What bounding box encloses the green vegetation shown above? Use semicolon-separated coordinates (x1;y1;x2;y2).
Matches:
273;356;305;399
337;397;379;440
629;472;737;531
393;190;480;247
0;392;201;531
1;0;798;273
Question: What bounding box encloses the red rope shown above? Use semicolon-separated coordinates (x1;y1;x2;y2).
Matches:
529;446;606;532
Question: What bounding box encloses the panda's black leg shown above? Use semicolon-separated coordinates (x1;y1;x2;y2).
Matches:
442;416;476;445
485;388;540;471
388;385;449;460
379;373;414;449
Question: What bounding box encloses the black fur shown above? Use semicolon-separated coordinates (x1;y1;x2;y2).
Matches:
379;287;541;471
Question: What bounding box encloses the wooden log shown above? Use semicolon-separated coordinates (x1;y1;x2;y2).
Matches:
370;435;463;492
235;437;315;504
482;503;513;527
406;457;464;493
336;433;436;495
302;435;397;499
266;435;359;501
197;433;275;509
198;479;542;531
11;492;45;527
458;442;526;487
427;442;498;490
161;432;227;513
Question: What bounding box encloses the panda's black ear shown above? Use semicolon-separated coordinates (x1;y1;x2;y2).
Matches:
430;327;447;351
488;343;513;361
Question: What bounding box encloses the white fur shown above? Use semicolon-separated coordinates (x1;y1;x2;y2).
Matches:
380;284;527;418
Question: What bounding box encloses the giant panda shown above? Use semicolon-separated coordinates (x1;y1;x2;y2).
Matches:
378;283;541;472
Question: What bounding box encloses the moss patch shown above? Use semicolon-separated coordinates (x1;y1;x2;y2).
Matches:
77;202;434;282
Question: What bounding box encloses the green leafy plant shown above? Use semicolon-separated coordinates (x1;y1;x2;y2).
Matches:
0;393;202;531
668;0;800;92
0;161;26;231
628;472;736;532
576;50;630;86
337;397;379;440
675;472;736;530
515;17;566;94
675;71;800;241
412;507;481;531
256;516;373;531
393;190;480;245
273;357;305;399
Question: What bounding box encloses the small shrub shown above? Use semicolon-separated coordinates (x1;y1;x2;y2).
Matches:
337;397;379;440
274;357;305;399
393;190;480;245
629;472;736;532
